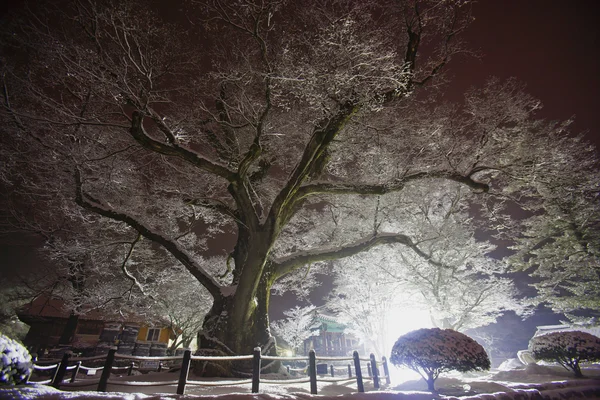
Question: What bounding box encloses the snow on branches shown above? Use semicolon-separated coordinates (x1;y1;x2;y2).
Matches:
270;305;316;355
529;331;600;377
0;334;32;386
390;328;490;391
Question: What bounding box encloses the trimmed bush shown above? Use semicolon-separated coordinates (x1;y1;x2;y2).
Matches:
529;330;600;377
0;333;33;386
390;328;490;391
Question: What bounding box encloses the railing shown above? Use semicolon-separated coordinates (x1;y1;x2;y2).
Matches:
28;347;390;395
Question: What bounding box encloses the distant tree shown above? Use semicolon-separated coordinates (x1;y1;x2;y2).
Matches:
390;328;490;391
507;126;600;315
1;0;598;374
529;331;600;378
328;183;529;355
270;305;316;356
155;268;212;351
328;256;407;359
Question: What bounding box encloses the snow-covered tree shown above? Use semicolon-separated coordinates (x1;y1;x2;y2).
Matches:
390;328;490;391
328;183;529;350
327;255;409;359
529;331;600;378
154;268;213;351
509;179;600;315
270;305;316;355
0;334;32;386
1;0;598;373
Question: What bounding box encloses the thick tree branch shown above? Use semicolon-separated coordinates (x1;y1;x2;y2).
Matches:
129;111;236;181
74;168;223;300
272;231;443;280
294;171;489;201
268;103;359;228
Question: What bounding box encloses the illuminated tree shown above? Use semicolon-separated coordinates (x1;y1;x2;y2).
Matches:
327;184;529;357
390;328;490;391
270;305;316;355
1;0;598;372
327;256;408;359
509;171;600;316
529;331;600;378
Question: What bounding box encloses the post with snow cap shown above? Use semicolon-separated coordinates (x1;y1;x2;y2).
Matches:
177;349;192;395
353;350;364;393
308;349;317;394
97;347;117;392
252;347;261;393
51;350;72;388
370;353;380;389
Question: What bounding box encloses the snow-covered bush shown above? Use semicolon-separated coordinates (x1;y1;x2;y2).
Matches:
529;330;600;377
390;328;490;391
0;333;33;386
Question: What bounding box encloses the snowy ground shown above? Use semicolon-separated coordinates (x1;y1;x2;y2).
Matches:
2;363;600;399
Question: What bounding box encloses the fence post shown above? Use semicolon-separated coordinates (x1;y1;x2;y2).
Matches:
177;349;192;395
51;351;72;389
128;361;134;376
367;362;372;377
382;356;391;385
370;353;380;389
252;347;261;394
308;350;317;395
70;361;81;383
158;361;163;372
353;351;364;393
330;364;334;377
97;347;117;392
347;363;352;378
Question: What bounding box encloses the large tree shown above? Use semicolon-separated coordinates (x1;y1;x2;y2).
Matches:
1;0;597;372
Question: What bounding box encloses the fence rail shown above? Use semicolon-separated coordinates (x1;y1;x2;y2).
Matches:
28;347;390;395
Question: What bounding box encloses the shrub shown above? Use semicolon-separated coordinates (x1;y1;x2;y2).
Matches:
0;333;33;386
529;330;600;377
390;328;490;391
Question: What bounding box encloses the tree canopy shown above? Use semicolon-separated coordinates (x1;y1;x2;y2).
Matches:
390;328;490;391
1;0;598;369
529;331;600;378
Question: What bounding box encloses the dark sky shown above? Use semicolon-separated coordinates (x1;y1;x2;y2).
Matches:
451;0;599;143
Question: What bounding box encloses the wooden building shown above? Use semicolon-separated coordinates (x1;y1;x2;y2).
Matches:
17;295;174;357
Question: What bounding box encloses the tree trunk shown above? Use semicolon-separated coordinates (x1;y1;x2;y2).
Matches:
426;373;436;392
59;313;79;345
196;231;279;376
573;362;583;378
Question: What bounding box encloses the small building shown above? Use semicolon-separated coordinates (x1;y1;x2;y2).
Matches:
17;295;174;357
302;313;362;357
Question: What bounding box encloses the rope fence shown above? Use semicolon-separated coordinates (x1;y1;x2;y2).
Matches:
28;347;390;395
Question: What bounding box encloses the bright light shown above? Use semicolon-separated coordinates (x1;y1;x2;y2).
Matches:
389;365;422;384
384;304;433;383
284;349;293;357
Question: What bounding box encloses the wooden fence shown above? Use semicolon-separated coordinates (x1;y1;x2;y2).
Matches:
28;347;390;395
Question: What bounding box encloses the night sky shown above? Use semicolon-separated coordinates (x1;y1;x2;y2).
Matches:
452;0;599;142
1;0;599;343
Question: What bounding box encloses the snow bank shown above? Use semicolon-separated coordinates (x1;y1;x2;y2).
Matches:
2;365;600;400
